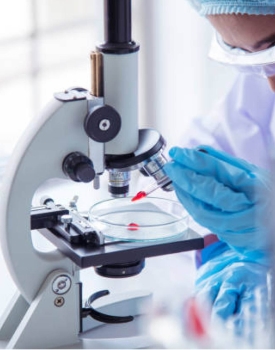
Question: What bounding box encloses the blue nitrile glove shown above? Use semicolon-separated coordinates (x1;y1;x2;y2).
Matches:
164;146;273;263
194;245;270;324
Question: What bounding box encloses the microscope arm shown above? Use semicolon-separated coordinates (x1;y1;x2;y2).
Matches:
0;0;142;304
0;96;92;303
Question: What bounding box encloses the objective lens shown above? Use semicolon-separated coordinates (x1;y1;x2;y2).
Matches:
108;169;131;197
141;153;173;192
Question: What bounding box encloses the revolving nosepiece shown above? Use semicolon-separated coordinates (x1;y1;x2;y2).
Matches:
105;129;173;198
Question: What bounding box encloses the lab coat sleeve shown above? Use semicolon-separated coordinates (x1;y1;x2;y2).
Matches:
180;73;275;170
178;73;275;260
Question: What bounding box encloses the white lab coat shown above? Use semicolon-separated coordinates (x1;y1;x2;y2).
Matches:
181;73;275;170
175;72;275;240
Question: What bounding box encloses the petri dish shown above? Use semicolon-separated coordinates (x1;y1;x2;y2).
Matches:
88;197;189;242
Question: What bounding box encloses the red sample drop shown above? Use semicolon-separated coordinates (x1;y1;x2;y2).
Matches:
131;191;146;202
127;222;139;231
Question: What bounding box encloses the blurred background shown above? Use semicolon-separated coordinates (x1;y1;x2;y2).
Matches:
0;0;237;344
0;0;236;158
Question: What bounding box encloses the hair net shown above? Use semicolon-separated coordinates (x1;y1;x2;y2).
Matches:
188;0;275;16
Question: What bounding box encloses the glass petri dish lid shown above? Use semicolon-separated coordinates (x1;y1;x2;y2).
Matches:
89;197;189;242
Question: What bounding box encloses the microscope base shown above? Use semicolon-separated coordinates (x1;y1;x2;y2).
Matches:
0;270;79;349
0;276;154;349
0;293;29;343
79;290;153;349
61;315;152;349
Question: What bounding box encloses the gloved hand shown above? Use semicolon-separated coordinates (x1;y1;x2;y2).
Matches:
194;244;270;327
164;145;273;263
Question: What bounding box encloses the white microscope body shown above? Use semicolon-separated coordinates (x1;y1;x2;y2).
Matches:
0;91;150;349
0;1;203;348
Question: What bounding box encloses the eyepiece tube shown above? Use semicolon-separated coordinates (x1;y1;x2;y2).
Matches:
104;0;132;44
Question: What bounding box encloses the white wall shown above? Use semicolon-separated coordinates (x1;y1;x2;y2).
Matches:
133;0;236;148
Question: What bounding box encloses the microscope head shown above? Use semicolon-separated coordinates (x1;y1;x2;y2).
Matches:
59;89;172;199
82;1;173;199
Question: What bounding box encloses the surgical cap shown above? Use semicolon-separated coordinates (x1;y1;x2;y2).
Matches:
188;0;275;16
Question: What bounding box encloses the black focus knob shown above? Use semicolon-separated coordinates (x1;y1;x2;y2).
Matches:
62;152;95;183
84;105;121;143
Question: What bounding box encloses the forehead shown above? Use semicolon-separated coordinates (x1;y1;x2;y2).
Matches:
207;14;275;49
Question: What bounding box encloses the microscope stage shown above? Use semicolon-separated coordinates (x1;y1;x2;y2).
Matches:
40;228;203;268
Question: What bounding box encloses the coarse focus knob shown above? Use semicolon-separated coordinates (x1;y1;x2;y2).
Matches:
84;105;121;142
62;152;95;183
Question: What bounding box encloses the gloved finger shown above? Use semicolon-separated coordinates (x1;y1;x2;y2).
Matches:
168;147;257;193
226;288;267;337
235;291;256;316
164;162;252;212
213;286;239;320
196;145;256;173
240;286;269;323
198;146;273;196
173;186;258;239
194;282;221;311
175;186;252;233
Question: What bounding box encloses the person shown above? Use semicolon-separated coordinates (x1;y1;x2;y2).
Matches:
164;0;275;326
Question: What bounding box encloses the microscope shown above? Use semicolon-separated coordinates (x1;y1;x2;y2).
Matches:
0;1;203;348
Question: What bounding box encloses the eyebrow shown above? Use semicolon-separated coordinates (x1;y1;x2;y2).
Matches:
252;33;275;50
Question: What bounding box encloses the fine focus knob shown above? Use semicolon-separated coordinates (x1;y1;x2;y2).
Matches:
62;152;95;183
